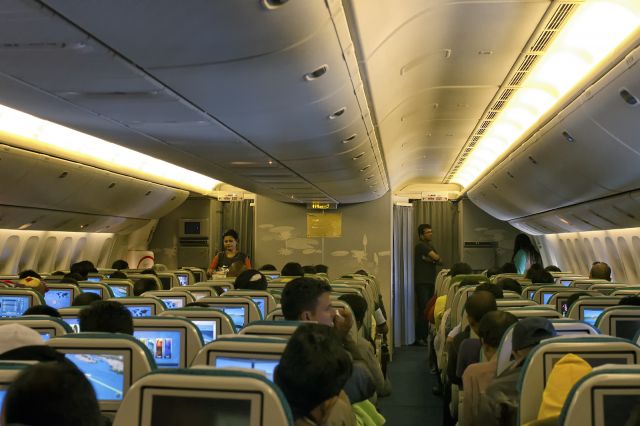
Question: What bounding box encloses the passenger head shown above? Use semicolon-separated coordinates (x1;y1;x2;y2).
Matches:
486;266;502;278
447;262;473;277
315;264;329;274
478;310;518;354
51;270;65;276
354;269;368;276
223;229;239;252
275;324;352;422
72;292;102;307
234;269;268;291
524;263;544;279
500;262;518;274
79;301;133;335
23;304;61;317
528;269;554;284
14;276;46;295
3;361;102;426
111;259;129;270
417;223;432;241
281;277;333;325
259;264;277;271
60;273;80;285
134;277;160;296
338;294;368;330
110;270;128;279
70;260;97;280
544;265;562;273
0;324;44;356
227;261;246;278
512;317;556;361
498;278;522;295
618;295;640;306
18;269;42;280
140;268;158;276
465;291;497;334
302;265;317;275
476;282;503;299
281;262;304;277
590;261;612;281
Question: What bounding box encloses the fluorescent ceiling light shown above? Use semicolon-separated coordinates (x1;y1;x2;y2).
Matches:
0;104;220;194
452;0;640;189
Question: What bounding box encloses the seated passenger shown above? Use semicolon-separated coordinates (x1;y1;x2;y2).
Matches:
275;323;356;426
79;300;133;335
447;262;473;277
259;263;277;271
475;282;503;299
0;323;63;362
61;272;82;284
234;269;268;291
500;262;517;274
23;304;61;317
72;292;102;306
590;261;612;281
226;260;246;278
134;277;160;296
498;278;522;295
110;270;128;279
461;311;518;426
302;265;317;275
339;294;391;397
3;361;103;426
70;260;97;280
448;291;497;386
486;267;501;278
478;317;556;426
544;265;562;273
618;295;640;306
316;264;329;275
527;269;554;285
111;259;129;270
18;269;42;280
12;276;47;296
140;267;158;276
282;262;304;277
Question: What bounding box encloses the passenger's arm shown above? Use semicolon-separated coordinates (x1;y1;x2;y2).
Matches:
207;254;219;275
334;309;364;361
426;249;441;263
244;256;252;269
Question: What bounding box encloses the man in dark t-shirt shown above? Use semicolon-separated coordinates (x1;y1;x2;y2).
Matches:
414;223;441;344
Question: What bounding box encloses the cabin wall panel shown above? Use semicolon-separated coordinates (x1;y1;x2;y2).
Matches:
537;227;640;283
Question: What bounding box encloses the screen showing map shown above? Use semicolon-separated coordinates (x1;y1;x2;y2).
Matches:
65;353;125;401
45;289;73;309
126;305;153;317
160;298;184;309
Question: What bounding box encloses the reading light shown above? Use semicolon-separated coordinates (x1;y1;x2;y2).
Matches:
452;0;640;189
0;104;220;194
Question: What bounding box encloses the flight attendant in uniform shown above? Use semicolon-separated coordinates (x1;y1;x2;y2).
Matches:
414;223;441;345
207;229;252;277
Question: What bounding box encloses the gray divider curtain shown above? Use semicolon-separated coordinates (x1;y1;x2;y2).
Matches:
221;200;254;265
393;200;460;347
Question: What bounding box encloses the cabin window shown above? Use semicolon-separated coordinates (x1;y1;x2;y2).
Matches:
18;236;39;272
97;238;113;268
55;237;73;271
617;237;637;283
70;238;87;264
0;236;20;273
37;237;57;272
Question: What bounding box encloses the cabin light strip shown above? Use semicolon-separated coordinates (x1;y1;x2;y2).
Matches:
0;104;220;194
450;0;640;189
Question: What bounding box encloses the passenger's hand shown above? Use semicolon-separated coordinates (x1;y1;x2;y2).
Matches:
334;308;353;337
376;323;389;336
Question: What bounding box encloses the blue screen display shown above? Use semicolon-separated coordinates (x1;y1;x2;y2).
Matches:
528;291;535;300
64;317;81;333
251;297;266;319
160;298;184;309
44;290;73;309
560;280;572;287
583;308;604;326
216;356;279;381
109;286;128;298
219;306;246;331
134;330;181;368
193;320;217;344
0;295;30;317
126;305;153;317
176;274;188;286
65;353;124;401
542;293;553;304
0;389;6;413
82;288;102;297
86;277;101;283
39;332;51;341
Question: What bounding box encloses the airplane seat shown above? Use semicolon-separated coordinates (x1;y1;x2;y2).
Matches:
496;299;537;309
437;275;452;298
0;316;73;339
451;285;479;327
174;285;218;300
435;269;449;296
517;335;640;424
502;306;563;320
112;368;293;426
108;296;167;318
159;307;236;343
594;306;640;339
78;282;115;300
223;290;277;320
0;362;31;403
198;296;261;332
567;297;624;324
588;283;630;295
43;283;81;309
57;307;83;332
503;290;523;299
47;332;157;415
560;364;640;426
0;288;44;317
141;290;196;310
191;335;287;378
103;280;135;298
239;320;306;340
133;316;204;368
266;308;285;321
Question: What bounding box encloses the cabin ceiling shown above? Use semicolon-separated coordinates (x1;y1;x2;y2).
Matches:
0;0;553;204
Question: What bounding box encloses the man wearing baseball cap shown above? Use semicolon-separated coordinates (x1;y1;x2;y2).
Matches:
477;317;556;426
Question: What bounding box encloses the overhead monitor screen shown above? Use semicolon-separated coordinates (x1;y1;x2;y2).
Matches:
134;330;181;368
176;274;188;286
109;285;128;298
151;395;250;425
251;297;266;319
126;305;153;318
542;292;554;305
82;288;103;297
192;320;217;344
614;319;640;341
160;297;184;309
216;356;279;382
219;306;247;331
65;353;125;401
583;308;605;326
63;317;81;333
44;289;73;309
0;295;30;317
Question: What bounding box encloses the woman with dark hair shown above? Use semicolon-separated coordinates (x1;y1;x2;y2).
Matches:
511;233;542;274
207;229;251;277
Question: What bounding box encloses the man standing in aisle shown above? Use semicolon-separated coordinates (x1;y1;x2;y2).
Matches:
415;223;441;345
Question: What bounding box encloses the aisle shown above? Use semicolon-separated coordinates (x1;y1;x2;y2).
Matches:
377;345;442;425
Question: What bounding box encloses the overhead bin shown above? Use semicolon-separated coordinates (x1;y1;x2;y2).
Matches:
469;44;640;223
